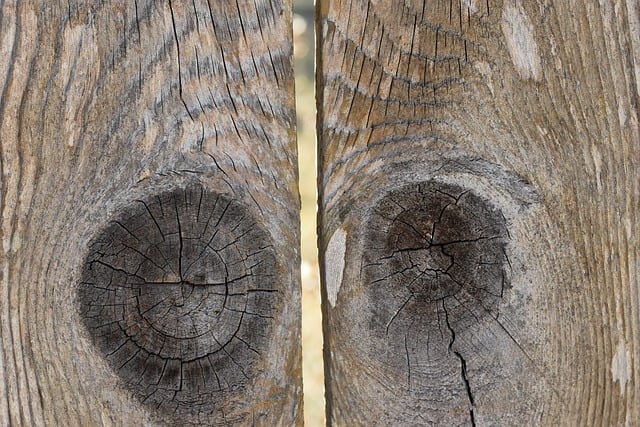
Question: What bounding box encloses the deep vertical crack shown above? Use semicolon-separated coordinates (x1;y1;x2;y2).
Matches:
174;193;184;281
167;0;193;120
404;331;411;391
443;299;476;427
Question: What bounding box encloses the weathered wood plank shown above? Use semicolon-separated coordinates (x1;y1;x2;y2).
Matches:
0;1;301;425
318;0;639;425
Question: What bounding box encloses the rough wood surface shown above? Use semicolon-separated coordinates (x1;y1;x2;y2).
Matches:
0;1;301;425
318;0;639;425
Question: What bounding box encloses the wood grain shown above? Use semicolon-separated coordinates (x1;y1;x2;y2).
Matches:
318;0;639;425
0;1;301;425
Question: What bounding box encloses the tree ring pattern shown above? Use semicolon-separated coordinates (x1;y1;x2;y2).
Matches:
363;181;510;335
77;185;278;416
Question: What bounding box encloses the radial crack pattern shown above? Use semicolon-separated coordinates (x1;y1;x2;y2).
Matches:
365;182;509;319
77;184;278;418
363;181;510;423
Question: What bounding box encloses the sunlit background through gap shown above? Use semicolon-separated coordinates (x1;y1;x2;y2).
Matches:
293;0;325;425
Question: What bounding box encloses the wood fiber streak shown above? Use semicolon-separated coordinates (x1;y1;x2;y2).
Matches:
318;0;639;425
0;1;301;425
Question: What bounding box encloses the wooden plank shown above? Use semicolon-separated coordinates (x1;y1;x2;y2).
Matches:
0;1;302;425
317;0;639;425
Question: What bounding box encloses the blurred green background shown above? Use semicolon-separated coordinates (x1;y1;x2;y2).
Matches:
292;0;325;426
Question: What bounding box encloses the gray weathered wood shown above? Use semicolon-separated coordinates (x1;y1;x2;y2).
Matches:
318;0;639;425
0;1;302;425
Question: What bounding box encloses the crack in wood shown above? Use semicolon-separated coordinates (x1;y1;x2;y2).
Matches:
363;181;510;423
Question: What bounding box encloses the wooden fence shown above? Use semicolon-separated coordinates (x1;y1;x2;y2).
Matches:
1;0;638;425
